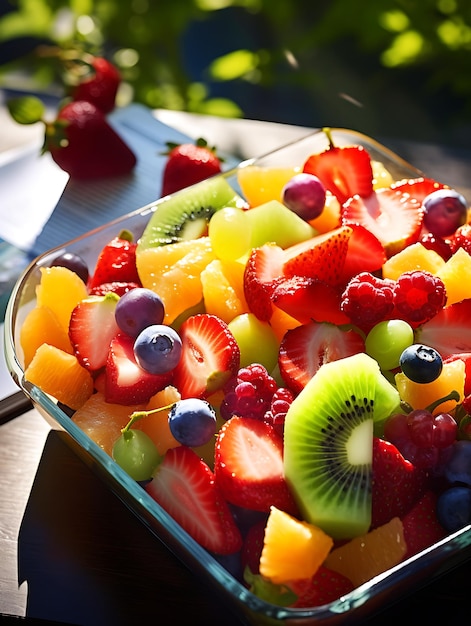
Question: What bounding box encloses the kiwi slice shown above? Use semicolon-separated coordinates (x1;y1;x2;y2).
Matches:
283;352;400;540
138;176;247;249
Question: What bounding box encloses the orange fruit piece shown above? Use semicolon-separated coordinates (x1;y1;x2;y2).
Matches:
134;385;181;455
308;191;341;234
136;237;216;324
382;242;445;281
259;506;334;585
20;305;73;369
324;516;407;587
25;343;94;411
435;247;471;305
35;266;88;334
269;306;301;341
201;258;249;324
395;358;465;415
237;165;300;207
72;391;145;455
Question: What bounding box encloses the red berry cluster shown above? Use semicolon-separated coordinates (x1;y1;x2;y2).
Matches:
341;270;447;331
220;364;293;433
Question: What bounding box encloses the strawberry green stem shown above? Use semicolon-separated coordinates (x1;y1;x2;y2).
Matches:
118;229;135;243
322;127;335;148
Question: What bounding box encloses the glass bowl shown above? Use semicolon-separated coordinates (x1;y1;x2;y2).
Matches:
5;129;471;625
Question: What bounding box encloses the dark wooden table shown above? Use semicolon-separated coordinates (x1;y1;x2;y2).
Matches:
1;113;471;625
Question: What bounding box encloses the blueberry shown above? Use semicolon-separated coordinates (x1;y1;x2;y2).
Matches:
168;398;217;447
443;440;471;487
133;324;182;375
436;486;471;533
399;344;443;383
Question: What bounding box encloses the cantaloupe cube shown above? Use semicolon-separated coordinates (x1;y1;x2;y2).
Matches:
395;358;465;415
324;517;407;587
20;305;73;369
72;392;145;455
136;237;216;324
201;258;249;323
436;247;471;305
260;506;334;584
382;242;445;281
25;343;94;411
36;266;88;334
133;385;181;455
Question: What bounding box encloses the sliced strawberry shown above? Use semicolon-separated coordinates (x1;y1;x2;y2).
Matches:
104;333;173;404
88;231;141;290
289;566;354;608
173;313;240;399
391;176;447;202
146;445;242;555
282;226;353;285
243;244;285;321
401;490;446;560
214;416;298;515
278;321;365;394
371;437;429;529
69;293;120;371
303;143;374;206
450;223;471;255
416;299;471;360
88;281;140;296
339;223;387;284
241;517;267;575
342;187;424;257
271;276;349;326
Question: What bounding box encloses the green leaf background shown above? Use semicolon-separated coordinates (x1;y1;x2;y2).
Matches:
1;0;470;147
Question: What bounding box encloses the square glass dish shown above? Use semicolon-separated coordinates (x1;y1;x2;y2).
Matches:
4;129;471;625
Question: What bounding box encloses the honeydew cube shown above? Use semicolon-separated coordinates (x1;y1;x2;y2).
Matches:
245;200;316;249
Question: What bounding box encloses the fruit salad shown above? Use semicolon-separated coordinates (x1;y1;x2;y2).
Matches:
7;128;471;621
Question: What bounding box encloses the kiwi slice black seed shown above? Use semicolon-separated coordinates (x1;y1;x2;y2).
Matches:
283;352;400;540
138;176;247;249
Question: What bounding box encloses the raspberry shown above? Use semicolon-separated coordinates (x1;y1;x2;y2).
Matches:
340;272;395;331
220;363;278;421
264;387;294;436
393;270;446;326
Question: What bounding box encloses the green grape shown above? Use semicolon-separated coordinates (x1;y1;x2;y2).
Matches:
208;206;252;260
365;319;414;371
228;312;279;372
112;428;161;481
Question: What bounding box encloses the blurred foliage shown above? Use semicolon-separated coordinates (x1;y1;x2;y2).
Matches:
1;0;471;145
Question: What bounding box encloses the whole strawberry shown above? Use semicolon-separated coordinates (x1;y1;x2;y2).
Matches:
7;96;136;180
37;46;121;114
161;138;223;196
70;55;121;114
45;100;136;179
